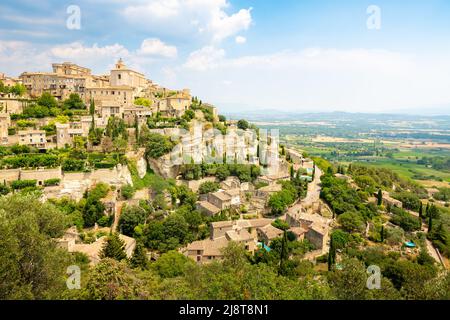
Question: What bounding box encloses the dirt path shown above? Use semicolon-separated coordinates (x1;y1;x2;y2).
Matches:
112;201;125;232
426;238;443;266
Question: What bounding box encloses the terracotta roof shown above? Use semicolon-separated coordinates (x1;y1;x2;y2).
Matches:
211;220;234;229
258;224;284;240
211;191;231;201
187;237;229;257
225;229;253;242
197;201;221;214
225;188;240;197
289;227;307;236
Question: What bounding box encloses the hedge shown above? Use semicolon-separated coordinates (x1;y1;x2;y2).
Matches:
44;178;61;186
11;180;37;190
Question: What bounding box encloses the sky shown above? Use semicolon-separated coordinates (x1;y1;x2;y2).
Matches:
1;0;450;115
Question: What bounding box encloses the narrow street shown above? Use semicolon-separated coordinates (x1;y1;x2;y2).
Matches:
286;166;324;217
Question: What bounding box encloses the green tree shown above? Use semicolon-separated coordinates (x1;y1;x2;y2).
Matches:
119;205;148;236
328;258;368;300
278;231;289;276
237;119;249;130
63;93;85;110
419;202;423;218
0;193;72;299
377;189;383;206
37;92;58;109
134;97;152;107
82;258;142;300
121;184;135;200
198;181;220;194
100;233;127;261
152;250;195;278
328;236;336;271
9;83;26;96
141;132;174;159
130;241;149;270
89;99;95;115
338;211;366;233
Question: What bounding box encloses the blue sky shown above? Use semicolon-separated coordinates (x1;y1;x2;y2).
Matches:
1;0;450;114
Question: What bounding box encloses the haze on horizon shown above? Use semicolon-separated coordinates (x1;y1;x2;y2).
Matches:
1;0;450;115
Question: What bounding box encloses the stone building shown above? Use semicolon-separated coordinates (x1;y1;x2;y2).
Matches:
123;105;153;125
110;58;149;96
87;86;134;110
18;129;47;149
20;62;91;100
0;113;10;145
55;122;84;148
257;224;284;245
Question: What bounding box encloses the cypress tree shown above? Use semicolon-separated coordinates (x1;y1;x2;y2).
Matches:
426;203;430;217
328;236;336;271
377;189;383;206
428;215;433;234
380;225;385;242
290;165;295;180
134;115;139;142
89;98;95;116
100;232;127;261
130;241;149;270
278;231;289;276
419;202;423;219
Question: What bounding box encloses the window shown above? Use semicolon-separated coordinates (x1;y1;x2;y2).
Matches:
118;74;121;80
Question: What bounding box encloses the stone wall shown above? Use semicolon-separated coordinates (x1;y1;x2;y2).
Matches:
0;164;133;201
21;167;62;185
0;168;20;183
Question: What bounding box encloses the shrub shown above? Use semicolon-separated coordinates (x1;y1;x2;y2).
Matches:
62;158;85;172
121;184;136;200
0;184;11;195
198;181;220;194
141;133;174;159
11;180;37;190
44;178;61;187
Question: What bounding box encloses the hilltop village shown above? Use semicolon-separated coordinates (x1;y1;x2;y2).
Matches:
1;60;449;301
0;60;327;265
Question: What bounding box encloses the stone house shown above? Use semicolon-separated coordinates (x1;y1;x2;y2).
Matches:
186;226;256;263
196;201;221;216
210;221;234;239
123;105;152;125
207;188;241;210
257;224;284;245
55;122;84;148
18;129;47;149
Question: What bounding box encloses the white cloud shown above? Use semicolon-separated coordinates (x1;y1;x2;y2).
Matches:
137;38;178;58
183;46;225;71
180;47;450;113
235;36;247;44
210;8;252;42
51;42;130;61
0;38;177;77
122;0;252;42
